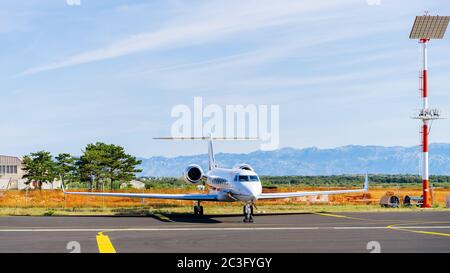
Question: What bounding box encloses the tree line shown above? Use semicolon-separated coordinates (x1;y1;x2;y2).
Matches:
22;142;142;190
260;175;450;187
134;175;450;190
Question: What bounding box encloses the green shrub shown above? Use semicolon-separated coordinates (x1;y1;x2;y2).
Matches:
44;209;55;216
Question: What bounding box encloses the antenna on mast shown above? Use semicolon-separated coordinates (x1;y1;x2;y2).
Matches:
409;14;450;208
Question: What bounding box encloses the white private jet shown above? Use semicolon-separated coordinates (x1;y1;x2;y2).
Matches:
63;135;369;222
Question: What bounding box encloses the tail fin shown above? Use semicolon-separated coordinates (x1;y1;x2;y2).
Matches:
207;133;217;170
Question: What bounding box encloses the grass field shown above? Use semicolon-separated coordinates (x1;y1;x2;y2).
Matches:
0;186;449;216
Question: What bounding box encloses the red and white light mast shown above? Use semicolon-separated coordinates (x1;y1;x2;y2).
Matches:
410;14;450;208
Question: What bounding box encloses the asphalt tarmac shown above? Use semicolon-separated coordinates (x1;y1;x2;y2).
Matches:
0;211;449;253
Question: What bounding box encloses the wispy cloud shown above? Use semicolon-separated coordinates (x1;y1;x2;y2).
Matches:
126;17;407;92
19;0;353;76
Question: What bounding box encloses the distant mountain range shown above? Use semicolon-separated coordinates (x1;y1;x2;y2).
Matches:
138;143;450;177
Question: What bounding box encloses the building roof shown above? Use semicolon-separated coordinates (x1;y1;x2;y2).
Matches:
0;155;22;165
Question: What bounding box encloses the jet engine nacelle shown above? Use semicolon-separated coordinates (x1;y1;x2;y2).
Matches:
234;164;254;172
183;164;204;184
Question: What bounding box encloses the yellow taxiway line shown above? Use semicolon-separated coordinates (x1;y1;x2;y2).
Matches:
387;224;450;237
153;213;173;222
96;232;117;253
314;212;450;238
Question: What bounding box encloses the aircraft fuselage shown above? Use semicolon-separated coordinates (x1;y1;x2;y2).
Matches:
204;168;262;202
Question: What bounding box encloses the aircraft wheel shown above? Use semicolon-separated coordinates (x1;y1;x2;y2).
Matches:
199;206;204;216
243;204;253;215
194;206;199;215
243;204;253;223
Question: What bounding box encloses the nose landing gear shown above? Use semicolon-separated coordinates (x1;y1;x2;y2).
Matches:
243;203;254;223
193;201;204;216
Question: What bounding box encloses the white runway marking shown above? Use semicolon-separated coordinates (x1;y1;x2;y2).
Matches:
334;226;450;230
0;226;449;232
0;227;319;232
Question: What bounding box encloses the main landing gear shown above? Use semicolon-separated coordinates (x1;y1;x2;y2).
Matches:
193;201;204;216
243;203;254;223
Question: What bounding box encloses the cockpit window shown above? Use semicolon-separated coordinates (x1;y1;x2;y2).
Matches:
249;175;259;181
238;175;249;181
238;175;259;182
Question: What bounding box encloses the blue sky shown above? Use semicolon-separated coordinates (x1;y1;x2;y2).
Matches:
1;0;450;157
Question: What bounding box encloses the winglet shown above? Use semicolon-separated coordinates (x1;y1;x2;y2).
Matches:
60;176;66;194
364;173;369;191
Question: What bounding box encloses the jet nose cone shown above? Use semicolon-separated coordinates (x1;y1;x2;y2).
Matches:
241;183;262;200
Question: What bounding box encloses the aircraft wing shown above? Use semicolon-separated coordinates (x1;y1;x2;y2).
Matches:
63;191;218;201
258;174;369;200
